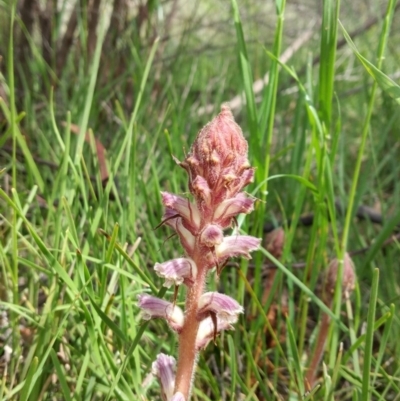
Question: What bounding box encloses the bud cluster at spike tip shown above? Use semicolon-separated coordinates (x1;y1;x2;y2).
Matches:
137;106;261;400
156;106;260;270
182;104;256;207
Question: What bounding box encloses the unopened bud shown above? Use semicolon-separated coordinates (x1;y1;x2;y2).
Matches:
182;105;255;204
324;253;356;302
200;224;224;247
264;227;285;259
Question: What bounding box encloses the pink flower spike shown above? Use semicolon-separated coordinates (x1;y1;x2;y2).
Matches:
214;193;255;228
152;353;176;401
154;258;197;288
195;316;233;351
161;192;201;232
198;292;243;323
137;294;184;333
216;235;261;261
170;392;186;401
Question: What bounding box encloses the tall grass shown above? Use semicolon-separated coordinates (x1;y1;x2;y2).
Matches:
1;0;400;400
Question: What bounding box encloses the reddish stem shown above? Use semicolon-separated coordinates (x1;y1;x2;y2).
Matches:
174;249;207;399
305;309;331;389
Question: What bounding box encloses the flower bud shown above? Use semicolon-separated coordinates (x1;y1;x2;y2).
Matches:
199;224;224;247
191;175;211;205
181;105;255;204
264;227;285;259
324;253;356;302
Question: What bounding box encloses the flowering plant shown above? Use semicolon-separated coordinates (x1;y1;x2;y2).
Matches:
138;105;260;400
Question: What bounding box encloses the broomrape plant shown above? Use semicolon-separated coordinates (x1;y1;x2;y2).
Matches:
138;105;260;400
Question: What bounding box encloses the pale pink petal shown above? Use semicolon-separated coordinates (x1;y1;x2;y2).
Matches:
198;292;243;323
216;235;261;260
161;192;201;231
162;207;178;221
175;218;196;255
164;217;196;255
170;392;186;401
152;353;176;401
137;294;184;333
195;316;233;350
154;258;197;288
214;193;255;227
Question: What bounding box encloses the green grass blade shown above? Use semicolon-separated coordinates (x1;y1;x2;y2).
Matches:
87;294;128;343
49;349;72;401
318;0;340;126
19;357;38;401
230;0;259;145
74;6;112;165
228;335;238;401
340;23;400;105
361;268;379;400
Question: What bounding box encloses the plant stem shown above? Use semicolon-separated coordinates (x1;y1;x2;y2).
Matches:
306;309;331;389
174;250;207;399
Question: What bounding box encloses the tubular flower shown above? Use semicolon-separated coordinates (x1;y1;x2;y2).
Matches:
163;216;197;255
214;235;261;266
140;106;260;400
152;353;176;401
197;292;244;323
195;315;234;351
214;192;255;228
154;258;198;288
161;192;201;234
137;295;184;333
